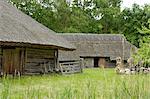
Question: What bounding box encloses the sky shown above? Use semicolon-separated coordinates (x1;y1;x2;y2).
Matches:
122;0;150;8
67;0;150;8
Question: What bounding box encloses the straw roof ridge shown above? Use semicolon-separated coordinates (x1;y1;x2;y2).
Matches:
58;33;125;42
58;33;124;36
58;33;137;61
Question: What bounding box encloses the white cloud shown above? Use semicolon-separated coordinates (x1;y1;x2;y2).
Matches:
122;0;150;8
68;0;150;9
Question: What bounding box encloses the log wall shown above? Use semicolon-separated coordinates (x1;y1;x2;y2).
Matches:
24;48;56;74
0;48;2;71
83;58;94;68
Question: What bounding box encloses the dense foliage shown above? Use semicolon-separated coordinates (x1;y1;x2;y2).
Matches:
133;20;150;67
9;0;150;65
120;4;150;46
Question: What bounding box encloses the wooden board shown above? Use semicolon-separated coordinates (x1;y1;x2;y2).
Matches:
60;61;82;74
2;48;25;74
0;48;2;71
98;58;106;68
27;48;55;59
3;49;14;73
0;48;2;55
25;48;56;74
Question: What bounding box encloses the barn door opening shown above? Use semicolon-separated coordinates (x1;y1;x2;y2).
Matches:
94;58;99;67
2;48;24;74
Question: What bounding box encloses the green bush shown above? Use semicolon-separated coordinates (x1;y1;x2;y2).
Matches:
133;20;150;67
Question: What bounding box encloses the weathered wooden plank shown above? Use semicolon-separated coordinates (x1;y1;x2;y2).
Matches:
24;63;54;74
27;48;55;55
60;61;82;74
27;51;54;56
25;63;40;67
20;49;25;74
2;48;25;74
24;68;43;73
24;48;56;74
0;55;2;71
0;48;2;55
27;51;54;55
27;55;54;59
2;49;12;73
25;62;55;73
24;72;41;75
27;58;54;63
26;48;55;59
13;48;20;72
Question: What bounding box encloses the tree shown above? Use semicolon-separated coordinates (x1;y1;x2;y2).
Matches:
9;0;122;33
9;0;97;33
133;20;150;67
120;4;150;47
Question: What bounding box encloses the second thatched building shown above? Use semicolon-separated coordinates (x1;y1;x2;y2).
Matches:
58;33;137;68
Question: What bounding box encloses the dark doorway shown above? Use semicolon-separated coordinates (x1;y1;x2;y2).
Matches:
94;58;99;67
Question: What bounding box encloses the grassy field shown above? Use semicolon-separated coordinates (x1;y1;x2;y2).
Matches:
0;68;149;99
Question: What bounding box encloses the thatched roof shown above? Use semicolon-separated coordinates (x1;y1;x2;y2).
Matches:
0;0;75;50
58;33;137;61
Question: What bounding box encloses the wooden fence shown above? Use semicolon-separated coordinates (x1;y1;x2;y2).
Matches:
59;61;82;74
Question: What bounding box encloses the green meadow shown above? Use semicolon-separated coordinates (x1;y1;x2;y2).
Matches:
0;69;149;99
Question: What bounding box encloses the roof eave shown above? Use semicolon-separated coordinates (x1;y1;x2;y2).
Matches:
0;41;76;50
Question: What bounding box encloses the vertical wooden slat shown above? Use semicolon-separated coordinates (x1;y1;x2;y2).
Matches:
0;48;2;71
20;49;23;74
98;58;106;68
13;48;19;73
3;49;13;74
11;49;14;73
25;48;27;72
59;62;82;74
22;48;25;74
54;50;58;69
2;48;25;75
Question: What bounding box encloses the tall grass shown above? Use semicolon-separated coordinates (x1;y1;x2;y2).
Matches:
0;69;149;99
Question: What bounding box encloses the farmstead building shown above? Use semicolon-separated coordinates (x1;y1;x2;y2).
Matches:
58;34;137;68
0;1;75;75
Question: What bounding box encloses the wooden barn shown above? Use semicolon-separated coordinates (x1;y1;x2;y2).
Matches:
58;33;137;68
0;1;75;75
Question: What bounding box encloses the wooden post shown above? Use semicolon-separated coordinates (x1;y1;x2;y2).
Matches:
0;48;2;73
40;63;43;74
20;48;25;75
54;50;58;70
44;61;48;73
24;48;27;74
59;63;63;74
80;59;83;73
